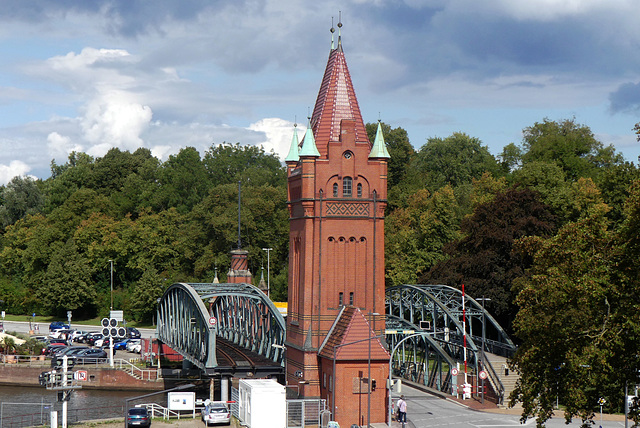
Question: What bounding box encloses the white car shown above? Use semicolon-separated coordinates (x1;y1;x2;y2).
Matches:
201;401;230;426
71;330;88;342
126;339;141;352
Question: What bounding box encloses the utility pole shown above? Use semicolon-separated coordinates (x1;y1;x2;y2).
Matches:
262;247;272;298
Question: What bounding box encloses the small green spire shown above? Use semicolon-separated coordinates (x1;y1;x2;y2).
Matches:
285;122;300;162
299;118;320;157
369;120;390;159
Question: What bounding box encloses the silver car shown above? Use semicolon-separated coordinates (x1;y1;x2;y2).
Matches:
201;402;230;426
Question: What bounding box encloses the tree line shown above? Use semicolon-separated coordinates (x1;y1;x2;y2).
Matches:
1;117;639;424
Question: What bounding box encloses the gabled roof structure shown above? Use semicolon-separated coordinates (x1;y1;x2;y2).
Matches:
318;306;389;360
310;33;369;157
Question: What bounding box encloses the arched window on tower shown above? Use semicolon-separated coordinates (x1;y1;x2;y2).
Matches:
357;183;362;198
343;177;352;197
333;183;338;197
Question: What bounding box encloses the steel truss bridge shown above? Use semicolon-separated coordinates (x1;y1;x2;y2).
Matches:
156;282;515;402
157;282;286;376
386;284;516;403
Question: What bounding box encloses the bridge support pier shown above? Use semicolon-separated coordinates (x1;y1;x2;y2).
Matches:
209;378;215;402
221;376;230;403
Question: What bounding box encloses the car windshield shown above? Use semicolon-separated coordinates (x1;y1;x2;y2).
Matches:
128;408;148;416
209;405;228;413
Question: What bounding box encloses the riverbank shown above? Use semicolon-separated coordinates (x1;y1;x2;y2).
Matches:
0;362;168;390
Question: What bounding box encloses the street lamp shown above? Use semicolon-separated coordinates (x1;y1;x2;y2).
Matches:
262;248;273;298
108;259;114;311
387;332;435;427
476;297;491;404
332;333;384;424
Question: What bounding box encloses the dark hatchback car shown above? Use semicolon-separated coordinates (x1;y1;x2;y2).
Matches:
127;407;151;427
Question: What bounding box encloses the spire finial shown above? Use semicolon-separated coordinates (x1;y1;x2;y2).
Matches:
330;17;335;50
337;11;343;49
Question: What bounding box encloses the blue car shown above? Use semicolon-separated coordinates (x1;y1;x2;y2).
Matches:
114;339;131;350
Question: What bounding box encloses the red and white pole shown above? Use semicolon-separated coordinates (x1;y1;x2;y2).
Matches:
462;283;468;385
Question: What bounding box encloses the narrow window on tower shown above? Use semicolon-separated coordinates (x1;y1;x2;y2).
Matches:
333;182;338;197
343;177;352;197
357;183;362;198
339;292;344;306
349;292;354;305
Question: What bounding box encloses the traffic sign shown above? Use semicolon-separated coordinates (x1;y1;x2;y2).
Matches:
479;370;488;380
451;367;459;376
74;370;88;381
208;316;217;326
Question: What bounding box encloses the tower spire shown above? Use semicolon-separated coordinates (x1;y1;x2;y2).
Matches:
299;116;320;157
285;121;300;162
369;119;391;159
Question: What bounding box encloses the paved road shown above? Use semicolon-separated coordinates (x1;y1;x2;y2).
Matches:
69;386;628;428
0;320;155;339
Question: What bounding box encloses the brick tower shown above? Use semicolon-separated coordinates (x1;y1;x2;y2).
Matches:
285;23;390;426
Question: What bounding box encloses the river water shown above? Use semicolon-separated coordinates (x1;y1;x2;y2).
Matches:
0;385;167;427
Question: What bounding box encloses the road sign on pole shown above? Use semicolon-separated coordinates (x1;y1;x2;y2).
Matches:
479;370;488;380
208;316;217;327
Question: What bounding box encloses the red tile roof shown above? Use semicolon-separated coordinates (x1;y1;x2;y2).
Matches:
318;306;389;361
310;45;369;157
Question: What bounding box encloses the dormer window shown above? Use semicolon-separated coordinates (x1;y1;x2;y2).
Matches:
343;177;352;197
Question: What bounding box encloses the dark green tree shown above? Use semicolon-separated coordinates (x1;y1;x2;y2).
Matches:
202;143;286;188
520;118;623;181
413;132;502;190
510;201;625;426
422;188;556;329
0;176;44;228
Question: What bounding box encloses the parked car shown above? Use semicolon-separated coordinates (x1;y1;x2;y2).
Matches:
54;346;89;357
114;339;133;350
126;339;141;352
127;327;141;339
86;333;104;346
70;348;108;363
49;321;69;332
96;336;120;348
127;407;151;428
49;328;73;340
75;332;95;343
43;344;66;355
71;330;88;342
201;401;230;426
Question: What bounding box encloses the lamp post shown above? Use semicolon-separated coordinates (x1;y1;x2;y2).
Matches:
387;332;435;427
332;333;384;425
108;259;114;311
476;297;491;404
262;247;272;298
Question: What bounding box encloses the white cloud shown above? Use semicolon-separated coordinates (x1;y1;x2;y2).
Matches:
81;92;153;153
46;131;84;159
247;118;297;161
0;160;31;185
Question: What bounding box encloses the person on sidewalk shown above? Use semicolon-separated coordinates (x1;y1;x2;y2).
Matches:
397;395;407;424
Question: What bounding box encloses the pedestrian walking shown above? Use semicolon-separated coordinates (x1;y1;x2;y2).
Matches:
397;395;407;424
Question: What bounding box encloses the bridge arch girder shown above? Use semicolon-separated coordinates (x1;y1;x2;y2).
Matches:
182;283;286;365
157;282;217;371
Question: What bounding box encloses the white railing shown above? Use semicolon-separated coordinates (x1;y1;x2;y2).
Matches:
139;402;194;420
113;358;158;381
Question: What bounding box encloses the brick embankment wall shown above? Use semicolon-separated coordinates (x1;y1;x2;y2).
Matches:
0;364;165;390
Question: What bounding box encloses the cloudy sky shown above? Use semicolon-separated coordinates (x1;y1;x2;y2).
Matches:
1;0;639;184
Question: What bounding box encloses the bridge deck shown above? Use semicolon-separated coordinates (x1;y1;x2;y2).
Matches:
210;337;283;377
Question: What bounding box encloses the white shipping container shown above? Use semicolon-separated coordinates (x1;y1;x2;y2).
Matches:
238;379;286;428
